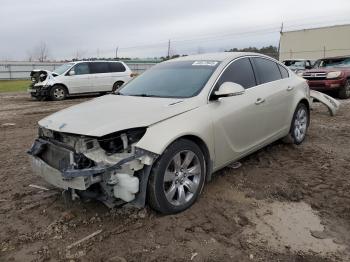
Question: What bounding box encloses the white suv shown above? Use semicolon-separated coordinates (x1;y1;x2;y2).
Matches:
28;61;133;101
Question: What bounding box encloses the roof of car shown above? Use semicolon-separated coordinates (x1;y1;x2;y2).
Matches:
73;60;123;63
319;55;350;60
283;59;309;61
170;52;269;62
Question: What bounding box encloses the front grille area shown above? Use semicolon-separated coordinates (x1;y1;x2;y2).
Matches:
302;72;327;81
36;140;96;171
39;143;72;171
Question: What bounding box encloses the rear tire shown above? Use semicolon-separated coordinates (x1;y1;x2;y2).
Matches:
283;103;309;145
338;79;350;99
50;85;67;101
147;139;206;214
112;81;124;93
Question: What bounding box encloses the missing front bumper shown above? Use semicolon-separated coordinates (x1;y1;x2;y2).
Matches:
27;138;158;207
30;156;89;190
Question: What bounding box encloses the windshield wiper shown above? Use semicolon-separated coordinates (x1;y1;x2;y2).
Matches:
128;94;160;97
114;92;160;97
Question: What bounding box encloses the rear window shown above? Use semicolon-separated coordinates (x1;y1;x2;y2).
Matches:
90;62;110;74
109;62;126;72
278;65;289;78
253;57;282;84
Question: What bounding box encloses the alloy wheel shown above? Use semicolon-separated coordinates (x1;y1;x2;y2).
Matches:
293;107;308;142
163;150;201;206
53;87;65;99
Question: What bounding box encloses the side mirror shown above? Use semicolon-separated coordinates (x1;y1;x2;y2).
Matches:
68;70;75;76
213;82;245;99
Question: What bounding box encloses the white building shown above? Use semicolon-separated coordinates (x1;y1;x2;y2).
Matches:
279;24;350;61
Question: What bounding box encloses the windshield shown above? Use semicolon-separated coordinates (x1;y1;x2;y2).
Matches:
317;58;350;68
118;60;220;98
53;63;74;75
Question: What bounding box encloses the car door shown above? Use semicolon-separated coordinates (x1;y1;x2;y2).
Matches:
63;62;92;94
210;57;273;168
251;57;294;139
89;62;112;92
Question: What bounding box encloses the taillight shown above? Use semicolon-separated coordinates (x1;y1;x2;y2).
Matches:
130;73;138;77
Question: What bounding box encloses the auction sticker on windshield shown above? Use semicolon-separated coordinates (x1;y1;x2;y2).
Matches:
192;61;219;66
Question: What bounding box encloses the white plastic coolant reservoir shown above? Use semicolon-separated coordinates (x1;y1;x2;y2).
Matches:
113;173;139;202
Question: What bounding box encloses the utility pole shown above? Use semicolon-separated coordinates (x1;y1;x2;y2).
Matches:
167;39;171;59
115;46;119;59
277;22;284;60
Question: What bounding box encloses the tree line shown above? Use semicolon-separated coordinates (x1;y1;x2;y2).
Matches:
26;41;278;62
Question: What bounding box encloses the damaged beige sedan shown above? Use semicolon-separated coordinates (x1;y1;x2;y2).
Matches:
28;52;311;214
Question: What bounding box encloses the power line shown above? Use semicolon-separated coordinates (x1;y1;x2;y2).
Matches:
117;20;350;53
69;18;350;58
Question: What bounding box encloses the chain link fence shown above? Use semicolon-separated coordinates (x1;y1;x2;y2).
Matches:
0;61;158;80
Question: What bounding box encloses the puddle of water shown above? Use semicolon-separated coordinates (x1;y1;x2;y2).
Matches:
244;201;345;256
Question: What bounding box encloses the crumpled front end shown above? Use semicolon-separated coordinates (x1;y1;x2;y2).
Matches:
28;126;158;208
28;70;57;99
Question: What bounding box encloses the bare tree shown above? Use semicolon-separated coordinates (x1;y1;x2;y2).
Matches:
26;50;34;62
33;41;49;62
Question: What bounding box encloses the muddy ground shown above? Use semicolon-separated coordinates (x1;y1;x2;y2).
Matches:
0;92;349;262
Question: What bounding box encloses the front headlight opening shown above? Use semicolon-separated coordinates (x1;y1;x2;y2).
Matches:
98;128;147;154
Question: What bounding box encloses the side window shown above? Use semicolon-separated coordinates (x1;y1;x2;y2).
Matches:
278;64;289;78
253;57;282;84
216;58;256;89
73;63;90;75
90;62;110;74
109;62;126;72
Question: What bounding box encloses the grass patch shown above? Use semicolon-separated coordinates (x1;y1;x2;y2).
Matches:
0;80;31;93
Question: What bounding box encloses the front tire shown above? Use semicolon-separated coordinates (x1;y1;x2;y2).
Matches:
283;103;309;145
338;79;350;99
147;139;206;214
50;85;67;101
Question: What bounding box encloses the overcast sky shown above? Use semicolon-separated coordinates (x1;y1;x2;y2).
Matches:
1;0;350;60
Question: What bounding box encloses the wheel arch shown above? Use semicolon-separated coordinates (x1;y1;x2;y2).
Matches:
176;135;213;182
139;133;213;183
114;80;124;85
50;83;69;95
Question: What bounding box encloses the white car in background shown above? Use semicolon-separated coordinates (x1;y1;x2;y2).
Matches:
28;61;133;101
28;52;311;214
282;59;314;74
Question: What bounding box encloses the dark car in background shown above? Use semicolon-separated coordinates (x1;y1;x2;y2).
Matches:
301;56;350;99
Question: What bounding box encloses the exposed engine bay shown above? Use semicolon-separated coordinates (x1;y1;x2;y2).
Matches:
28;127;158;208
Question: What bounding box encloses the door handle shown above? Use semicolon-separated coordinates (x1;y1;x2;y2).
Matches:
287;86;294;91
255;98;265;105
